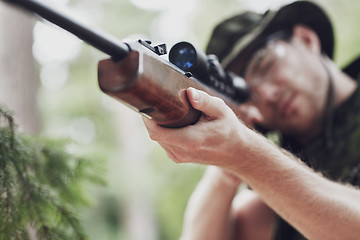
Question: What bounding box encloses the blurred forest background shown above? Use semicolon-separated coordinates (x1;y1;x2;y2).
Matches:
0;0;359;239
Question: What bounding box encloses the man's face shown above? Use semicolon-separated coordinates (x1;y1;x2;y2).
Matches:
242;38;329;137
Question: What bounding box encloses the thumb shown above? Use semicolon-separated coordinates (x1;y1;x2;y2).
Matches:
187;87;228;119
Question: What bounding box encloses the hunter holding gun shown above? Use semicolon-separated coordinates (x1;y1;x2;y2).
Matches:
3;0;360;239
144;1;360;240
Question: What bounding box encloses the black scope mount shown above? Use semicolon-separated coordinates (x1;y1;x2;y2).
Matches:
169;41;250;103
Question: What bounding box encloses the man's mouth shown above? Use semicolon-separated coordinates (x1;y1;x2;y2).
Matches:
280;93;296;117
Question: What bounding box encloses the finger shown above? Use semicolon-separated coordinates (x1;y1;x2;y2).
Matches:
187;87;229;119
142;116;167;141
159;143;183;163
142;116;158;130
143;116;197;145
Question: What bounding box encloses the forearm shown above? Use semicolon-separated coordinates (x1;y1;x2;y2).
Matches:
144;88;360;240
180;166;240;240
234;132;360;240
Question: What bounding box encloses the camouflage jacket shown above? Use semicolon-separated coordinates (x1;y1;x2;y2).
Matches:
273;57;360;240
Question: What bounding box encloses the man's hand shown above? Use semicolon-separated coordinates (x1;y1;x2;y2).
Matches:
143;87;250;167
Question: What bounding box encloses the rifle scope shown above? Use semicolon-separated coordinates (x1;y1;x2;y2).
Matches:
169;42;250;103
169;42;208;75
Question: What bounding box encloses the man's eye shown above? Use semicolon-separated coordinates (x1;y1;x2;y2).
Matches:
258;56;275;75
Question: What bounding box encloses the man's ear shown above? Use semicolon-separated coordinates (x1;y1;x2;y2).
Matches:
292;24;321;54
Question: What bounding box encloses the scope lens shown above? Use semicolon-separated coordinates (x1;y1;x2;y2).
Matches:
169;42;197;71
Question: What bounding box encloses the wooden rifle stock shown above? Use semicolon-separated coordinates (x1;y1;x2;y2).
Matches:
3;0;243;128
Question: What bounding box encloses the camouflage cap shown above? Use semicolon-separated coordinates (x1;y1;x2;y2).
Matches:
206;1;334;76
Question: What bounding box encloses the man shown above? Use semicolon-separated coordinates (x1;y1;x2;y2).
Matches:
144;1;360;239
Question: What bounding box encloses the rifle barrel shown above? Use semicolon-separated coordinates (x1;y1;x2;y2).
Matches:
4;0;130;60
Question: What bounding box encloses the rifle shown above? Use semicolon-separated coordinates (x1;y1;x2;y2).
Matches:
2;0;250;128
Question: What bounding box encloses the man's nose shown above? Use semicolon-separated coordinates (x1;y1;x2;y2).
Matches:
257;82;279;105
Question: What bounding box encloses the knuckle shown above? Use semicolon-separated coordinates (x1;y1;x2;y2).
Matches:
214;97;226;106
172;156;183;164
148;131;158;141
169;151;184;163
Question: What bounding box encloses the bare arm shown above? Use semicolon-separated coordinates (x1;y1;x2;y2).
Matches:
180;166;240;240
236;138;360;240
180;166;275;240
144;88;360;240
232;190;275;240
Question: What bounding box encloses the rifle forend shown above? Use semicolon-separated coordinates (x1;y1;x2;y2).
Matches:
3;0;248;128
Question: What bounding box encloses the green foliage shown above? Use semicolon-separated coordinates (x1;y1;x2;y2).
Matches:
0;107;104;240
33;1;360;239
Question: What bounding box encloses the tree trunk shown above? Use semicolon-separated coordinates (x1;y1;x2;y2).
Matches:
0;2;39;240
0;2;39;134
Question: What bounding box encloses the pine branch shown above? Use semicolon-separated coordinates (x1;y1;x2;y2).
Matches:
0;106;104;240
